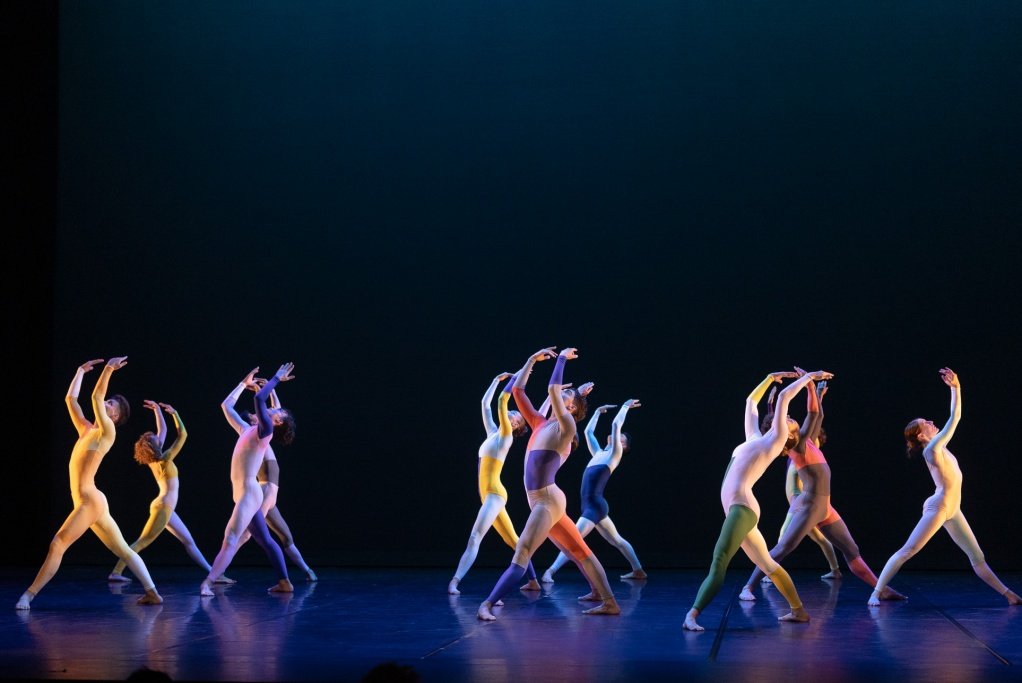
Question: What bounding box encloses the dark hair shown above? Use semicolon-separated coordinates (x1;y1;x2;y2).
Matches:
110;394;130;426
274;409;296;446
508;410;530;438
565;388;588;423
904;419;924;459
133;432;162;465
620;430;632;451
238;409;253;424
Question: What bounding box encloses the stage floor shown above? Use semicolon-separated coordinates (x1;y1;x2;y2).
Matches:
2;566;1020;682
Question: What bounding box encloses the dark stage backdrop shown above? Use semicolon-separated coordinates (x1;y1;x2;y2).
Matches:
8;1;1022;576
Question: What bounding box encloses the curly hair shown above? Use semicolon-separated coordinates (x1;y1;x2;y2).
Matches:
133;432;162;465
509;410;530;438
274;410;296;446
565;388;588;423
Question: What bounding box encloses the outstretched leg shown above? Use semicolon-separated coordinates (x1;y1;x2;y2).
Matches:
817;519;903;599
740;496;823;601
542;516;596;582
17;502;101;609
684;504;759;631
91;512;162;606
943;511;1021;604
201;496;261;596
594;517;646;579
451;494;505;594
740;525;809;623
244;513;293;593
869;500;946;606
164;512;233;583
548;516;621;615
266;507;317;582
109;503;171;581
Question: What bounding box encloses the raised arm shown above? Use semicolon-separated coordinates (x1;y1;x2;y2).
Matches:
547;348;577;435
481;373;510;435
142;400;168;449
745;372;796;439
66;359;103;435
222;367;258;435
255;362;295;439
794;366;823;443
608;399;640;468
929;368;962;451
768;371;832;450
159;403;187;462
584;405;612;455
92;356;127;437
540;381;592;417
512;348;557;430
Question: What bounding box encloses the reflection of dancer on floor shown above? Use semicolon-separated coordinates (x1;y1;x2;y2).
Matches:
448;372;543;595
740;374;905;602
868;368;1021;607
199;365;296;597
224;379;317;582
477;347;620;621
109;401;231;584
542;399;646;583
683;370;826;632
17;358;162;609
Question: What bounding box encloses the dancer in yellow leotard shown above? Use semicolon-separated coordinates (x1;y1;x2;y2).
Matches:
16;358;162;610
108;401;230;584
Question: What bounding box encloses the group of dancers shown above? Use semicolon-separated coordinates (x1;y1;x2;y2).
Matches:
445;350;1020;626
15;353;1021;631
15;359;317;611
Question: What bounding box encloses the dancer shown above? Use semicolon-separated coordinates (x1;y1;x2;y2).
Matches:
683;369;828;632
224;378;318;582
108;401;231;583
477;347;621;621
541;399;646;583
448;372;542;595
868;368;1021;606
760;386;840;584
199;364;296;597
739;375;905;602
17;358;163;609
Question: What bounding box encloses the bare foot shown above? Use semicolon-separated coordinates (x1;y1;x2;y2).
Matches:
477;600;497;621
583;599;621;615
739;586;756;601
268;579;294;593
1004;590;1021;606
199;581;215;597
760;576;773;584
520;579;541;592
578;591;603;602
683;609;704;631
447;578;461;595
621;569;647;580
880;586;907;601
540;570;555;583
213;575;236;585
15;591;35;610
778;606;810;623
108;573;131;583
867;591;881;607
821;569;842;580
306;570;318;582
137;588;163;605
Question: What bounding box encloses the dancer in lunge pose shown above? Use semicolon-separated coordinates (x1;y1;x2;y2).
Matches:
740;375;905;602
477;347;621;621
868;368;1021;607
108;401;231;584
683;369;829;632
542;399;646;583
199;365;296;597
448;372;541;595
17;358;163;609
224;378;317;582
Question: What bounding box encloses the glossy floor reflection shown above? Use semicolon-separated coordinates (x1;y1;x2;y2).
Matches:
1;566;1020;682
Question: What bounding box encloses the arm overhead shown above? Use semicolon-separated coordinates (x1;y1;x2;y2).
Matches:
496;374;516;437
929;368;962;453
608;399;640;469
143;400;169;450
92;356;127;437
584;406;611;455
794;366;823;442
547;349;577;435
255;362;295;439
221;368;258;435
769;371;832;451
481;373;509;435
66;359;103;435
512;348;557;430
745;372;796;440
160;404;187;462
